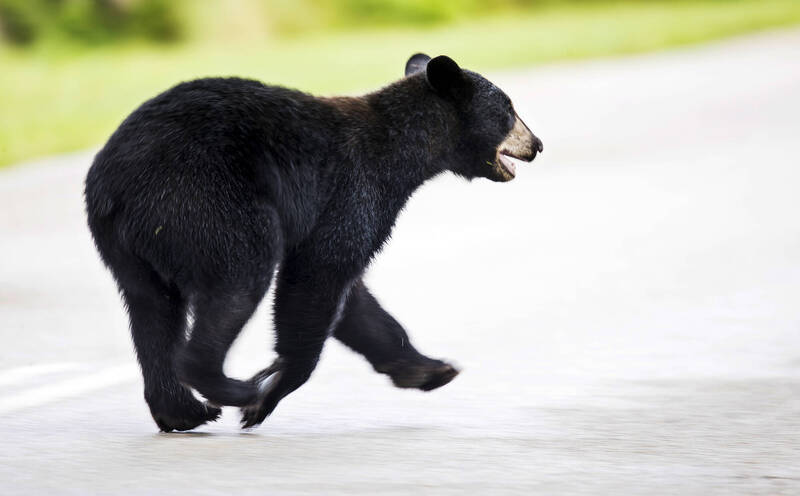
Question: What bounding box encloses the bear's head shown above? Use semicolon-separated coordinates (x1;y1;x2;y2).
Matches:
405;53;543;182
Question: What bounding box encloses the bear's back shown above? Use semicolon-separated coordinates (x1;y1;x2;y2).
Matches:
85;77;338;282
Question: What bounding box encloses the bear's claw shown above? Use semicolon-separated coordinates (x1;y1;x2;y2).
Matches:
417;364;460;391
378;358;460;391
239;359;284;429
153;403;221;433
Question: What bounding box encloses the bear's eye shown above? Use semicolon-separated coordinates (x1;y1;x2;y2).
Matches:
505;112;515;130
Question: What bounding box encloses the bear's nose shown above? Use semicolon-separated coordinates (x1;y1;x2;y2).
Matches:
533;135;543;154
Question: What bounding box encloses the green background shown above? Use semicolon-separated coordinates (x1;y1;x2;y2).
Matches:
2;0;800;168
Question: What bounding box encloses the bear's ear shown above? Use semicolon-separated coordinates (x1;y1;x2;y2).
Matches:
425;55;464;95
405;53;431;77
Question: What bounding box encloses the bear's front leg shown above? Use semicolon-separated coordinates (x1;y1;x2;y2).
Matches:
334;279;459;391
240;255;354;428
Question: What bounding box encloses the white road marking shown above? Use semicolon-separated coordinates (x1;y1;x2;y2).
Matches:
0;363;139;415
0;362;85;388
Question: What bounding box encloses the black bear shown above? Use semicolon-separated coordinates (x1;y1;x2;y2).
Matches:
85;53;542;432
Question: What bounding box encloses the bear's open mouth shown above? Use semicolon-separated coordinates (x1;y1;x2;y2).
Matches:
492;114;542;181
496;149;529;179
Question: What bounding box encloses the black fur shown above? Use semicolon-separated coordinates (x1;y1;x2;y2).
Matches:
85;54;541;431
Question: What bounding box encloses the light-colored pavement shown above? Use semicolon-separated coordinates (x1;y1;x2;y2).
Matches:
1;29;799;495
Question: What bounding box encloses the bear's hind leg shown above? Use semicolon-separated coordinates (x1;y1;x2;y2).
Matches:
120;272;221;432
334;279;459;391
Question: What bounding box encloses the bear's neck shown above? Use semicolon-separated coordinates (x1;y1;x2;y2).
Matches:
316;77;459;238
305;79;457;260
331;76;457;193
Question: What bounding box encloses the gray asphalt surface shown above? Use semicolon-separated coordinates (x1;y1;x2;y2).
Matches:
1;29;799;495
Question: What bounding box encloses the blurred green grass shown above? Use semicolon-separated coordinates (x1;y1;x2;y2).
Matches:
2;0;800;168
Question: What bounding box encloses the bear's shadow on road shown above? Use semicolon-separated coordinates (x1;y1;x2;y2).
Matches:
150;424;441;440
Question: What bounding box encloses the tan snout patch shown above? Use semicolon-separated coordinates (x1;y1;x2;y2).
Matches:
494;115;536;179
503;116;535;157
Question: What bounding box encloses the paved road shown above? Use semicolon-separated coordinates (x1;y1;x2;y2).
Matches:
1;29;799;495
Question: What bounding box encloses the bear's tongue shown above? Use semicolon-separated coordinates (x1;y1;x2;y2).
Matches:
498;153;517;176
